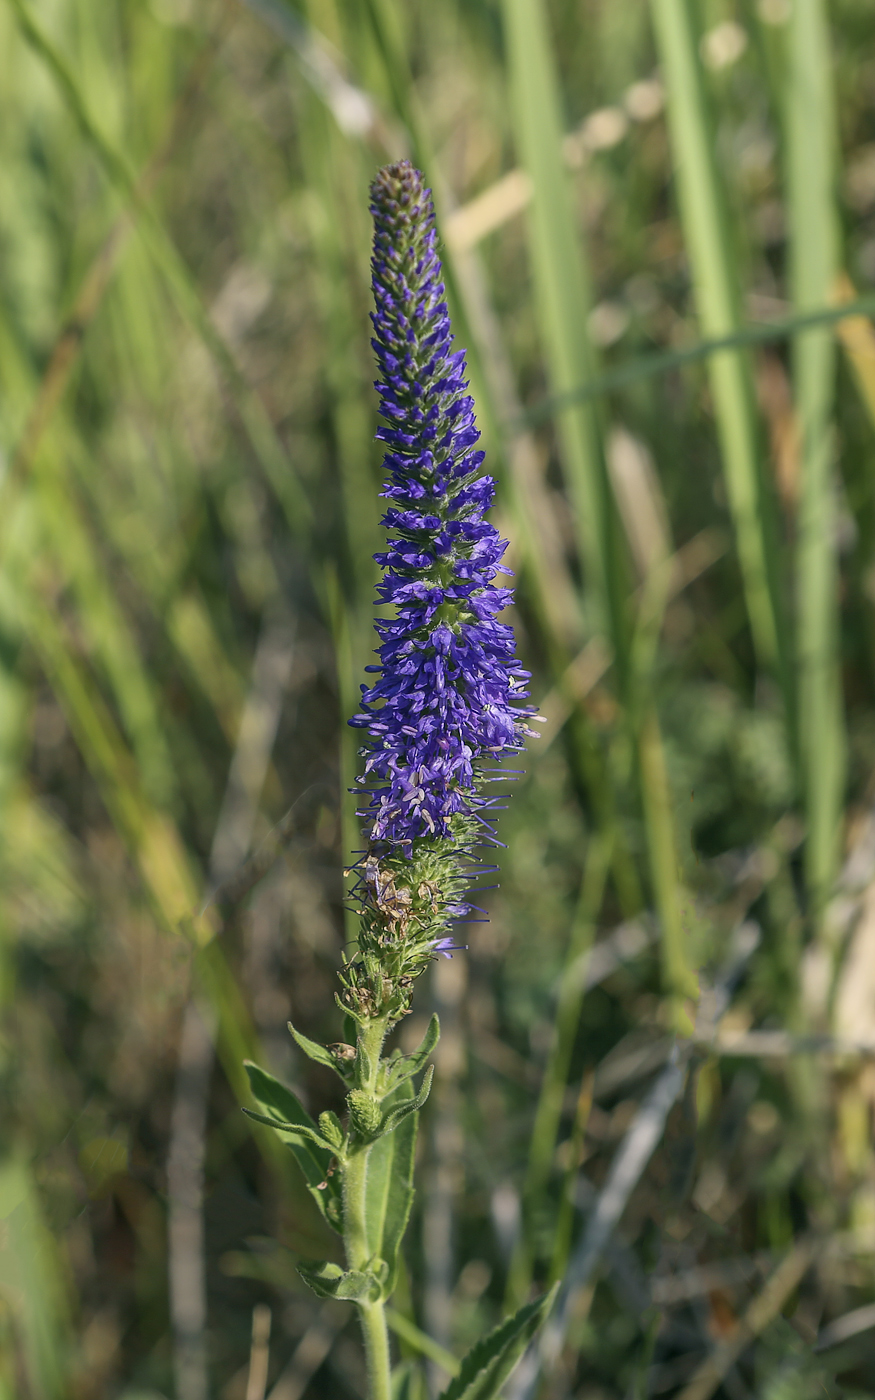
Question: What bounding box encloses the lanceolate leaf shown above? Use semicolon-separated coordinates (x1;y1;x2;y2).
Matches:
288;1018;352;1080
244;1061;342;1232
365;1079;417;1295
244;1060;320;1130
241;1107;338;1154
385;1013;440;1091
380;1065;434;1136
437;1287;557;1400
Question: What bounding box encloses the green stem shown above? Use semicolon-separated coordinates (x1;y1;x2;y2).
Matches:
344;1017;392;1400
358;1300;393;1400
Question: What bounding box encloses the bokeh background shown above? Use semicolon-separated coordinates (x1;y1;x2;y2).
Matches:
4;0;875;1396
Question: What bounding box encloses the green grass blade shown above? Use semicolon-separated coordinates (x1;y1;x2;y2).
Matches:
519;293;875;424
649;0;787;694
501;0;623;648
0;1159;70;1399
637;708;698;1018
385;1309;459;1377
786;0;846;915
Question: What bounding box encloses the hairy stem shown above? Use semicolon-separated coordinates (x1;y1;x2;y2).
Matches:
357;1302;393;1400
344;1017;392;1400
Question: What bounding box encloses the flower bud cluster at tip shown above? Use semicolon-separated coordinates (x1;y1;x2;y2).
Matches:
339;814;492;1025
349;159;537;852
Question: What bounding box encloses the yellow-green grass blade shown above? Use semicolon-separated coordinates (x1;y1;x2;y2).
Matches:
0;503;204;942
23;586;211;940
833;276;875;433
0;1159;70;1399
501;0;626;651
637;708;698;1017
786;0;845;917
35;459;179;810
649;0;788;698
0;639;72;1400
0;303;181;813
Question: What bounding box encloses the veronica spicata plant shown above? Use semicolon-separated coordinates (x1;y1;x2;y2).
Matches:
245;162;552;1400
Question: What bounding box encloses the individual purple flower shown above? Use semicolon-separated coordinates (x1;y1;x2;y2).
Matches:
349;161;536;851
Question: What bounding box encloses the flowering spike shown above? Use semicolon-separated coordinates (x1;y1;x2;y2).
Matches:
250;166;551;1386
343;161;536;1026
350;161;535;847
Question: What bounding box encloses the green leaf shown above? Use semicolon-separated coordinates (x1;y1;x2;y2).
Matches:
391;1360;428;1400
288;1018;352;1080
385;1014;440;1090
365;1080;417;1295
387;1310;460;1376
335;992;369;1028
244;1059;319;1129
437;1287;557;1400
0;1159;70;1400
244;1061;342;1232
241;1106;338;1154
297;1259;384;1303
380;1065;434;1136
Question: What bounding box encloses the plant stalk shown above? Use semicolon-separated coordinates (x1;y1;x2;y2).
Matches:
344;1016;392;1400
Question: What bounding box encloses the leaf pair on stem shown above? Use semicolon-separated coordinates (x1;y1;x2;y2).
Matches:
245;1013;554;1400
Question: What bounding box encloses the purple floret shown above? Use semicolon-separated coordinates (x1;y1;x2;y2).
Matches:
349;161;536;847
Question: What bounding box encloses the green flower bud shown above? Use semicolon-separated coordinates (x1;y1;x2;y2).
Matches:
318;1111;345;1149
347;1090;382;1136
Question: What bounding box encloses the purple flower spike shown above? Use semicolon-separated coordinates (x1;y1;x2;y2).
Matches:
350;161;536;849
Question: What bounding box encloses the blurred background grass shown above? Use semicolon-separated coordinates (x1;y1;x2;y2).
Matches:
3;0;875;1395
